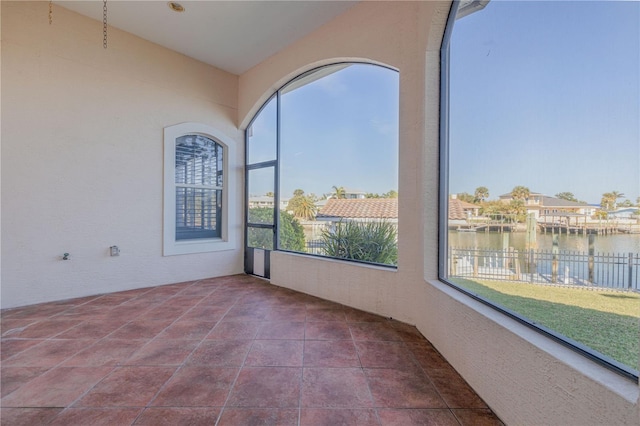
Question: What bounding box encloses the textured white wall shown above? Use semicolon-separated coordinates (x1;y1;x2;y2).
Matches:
1;2;243;308
239;1;640;425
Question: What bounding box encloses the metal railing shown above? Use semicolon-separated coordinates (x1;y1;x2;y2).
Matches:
449;246;640;291
305;240;326;255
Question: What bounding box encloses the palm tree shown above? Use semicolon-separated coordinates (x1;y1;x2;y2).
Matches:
600;192;621;211
332;185;346;199
510;185;530;202
555;192;577;202
610;191;625;209
474;186;489;203
293;196;317;220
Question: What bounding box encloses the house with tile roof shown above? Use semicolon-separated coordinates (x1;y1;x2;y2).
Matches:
316;198;398;222
499;192;596;219
448;198;480;222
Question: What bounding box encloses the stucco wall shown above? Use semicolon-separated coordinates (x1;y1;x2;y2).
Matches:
1;2;244;309
239;1;640;425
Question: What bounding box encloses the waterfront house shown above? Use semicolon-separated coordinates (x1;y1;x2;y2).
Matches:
499;192;596;219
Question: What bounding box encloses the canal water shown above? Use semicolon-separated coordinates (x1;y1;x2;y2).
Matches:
448;231;640;254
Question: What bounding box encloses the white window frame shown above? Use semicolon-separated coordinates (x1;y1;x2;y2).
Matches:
164;122;236;255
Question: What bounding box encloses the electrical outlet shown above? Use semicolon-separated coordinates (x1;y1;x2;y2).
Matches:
110;246;120;257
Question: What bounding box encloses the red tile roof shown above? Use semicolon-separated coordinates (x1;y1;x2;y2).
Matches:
449;198;478;220
317;198;398;219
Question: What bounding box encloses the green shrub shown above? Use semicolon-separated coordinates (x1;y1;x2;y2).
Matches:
247;208;305;251
321;220;397;265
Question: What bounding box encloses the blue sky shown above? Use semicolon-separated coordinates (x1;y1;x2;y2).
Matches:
248;1;639;205
248;64;399;199
449;0;639;204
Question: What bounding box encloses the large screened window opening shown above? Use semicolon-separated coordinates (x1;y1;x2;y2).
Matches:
441;1;639;379
247;63;399;267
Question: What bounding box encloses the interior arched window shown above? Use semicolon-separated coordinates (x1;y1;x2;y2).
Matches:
440;1;639;379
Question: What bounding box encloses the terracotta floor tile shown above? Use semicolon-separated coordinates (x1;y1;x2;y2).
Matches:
300;408;380;425
56;320;128;339
218;408;299;426
74;366;175;407
101;305;147;322
1;319;38;335
355;341;420;370
223;305;270;322
377;408;459;426
0;339;43;361
205;320;261;340
301;368;373;409
163;295;206;307
257;321;306;339
344;309;388;323
124;339;199;366
1;367;112;408
405;341;452;371
265;307;307;321
306;321;352;340
108;319;173;340
227;367;301;408
137;305;188;321
48;408;142;426
8;319;82;339
365;368;447;409
151;366;237;407
389;322;425;342
185;340;252;366
155;319;217;340
306;307;347;322
2;339;94;367
134;407;220;425
1;367;50;398
62;339;148;367
0;407;63;426
452;408;505;426
180;305;229;321
84;294;135;307
2;304;69;320
427;369;487;409
304;340;361;368
55;304;109;319
245;340;304;367
0;275;500;424
349;322;404;341
175;285;216;297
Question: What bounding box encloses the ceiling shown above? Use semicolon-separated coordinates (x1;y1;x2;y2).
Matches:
56;1;358;75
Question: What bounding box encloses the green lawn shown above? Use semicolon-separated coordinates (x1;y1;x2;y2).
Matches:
450;278;640;372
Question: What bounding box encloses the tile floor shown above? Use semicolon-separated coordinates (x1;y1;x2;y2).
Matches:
1;274;504;425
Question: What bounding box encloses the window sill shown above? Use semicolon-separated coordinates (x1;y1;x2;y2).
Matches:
163;238;235;256
426;278;639;402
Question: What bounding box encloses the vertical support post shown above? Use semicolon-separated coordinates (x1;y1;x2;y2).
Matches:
473;251;479;277
552;234;559;283
628;252;633;290
525;213;537;251
529;249;535;283
588;234;595;284
502;232;509;268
